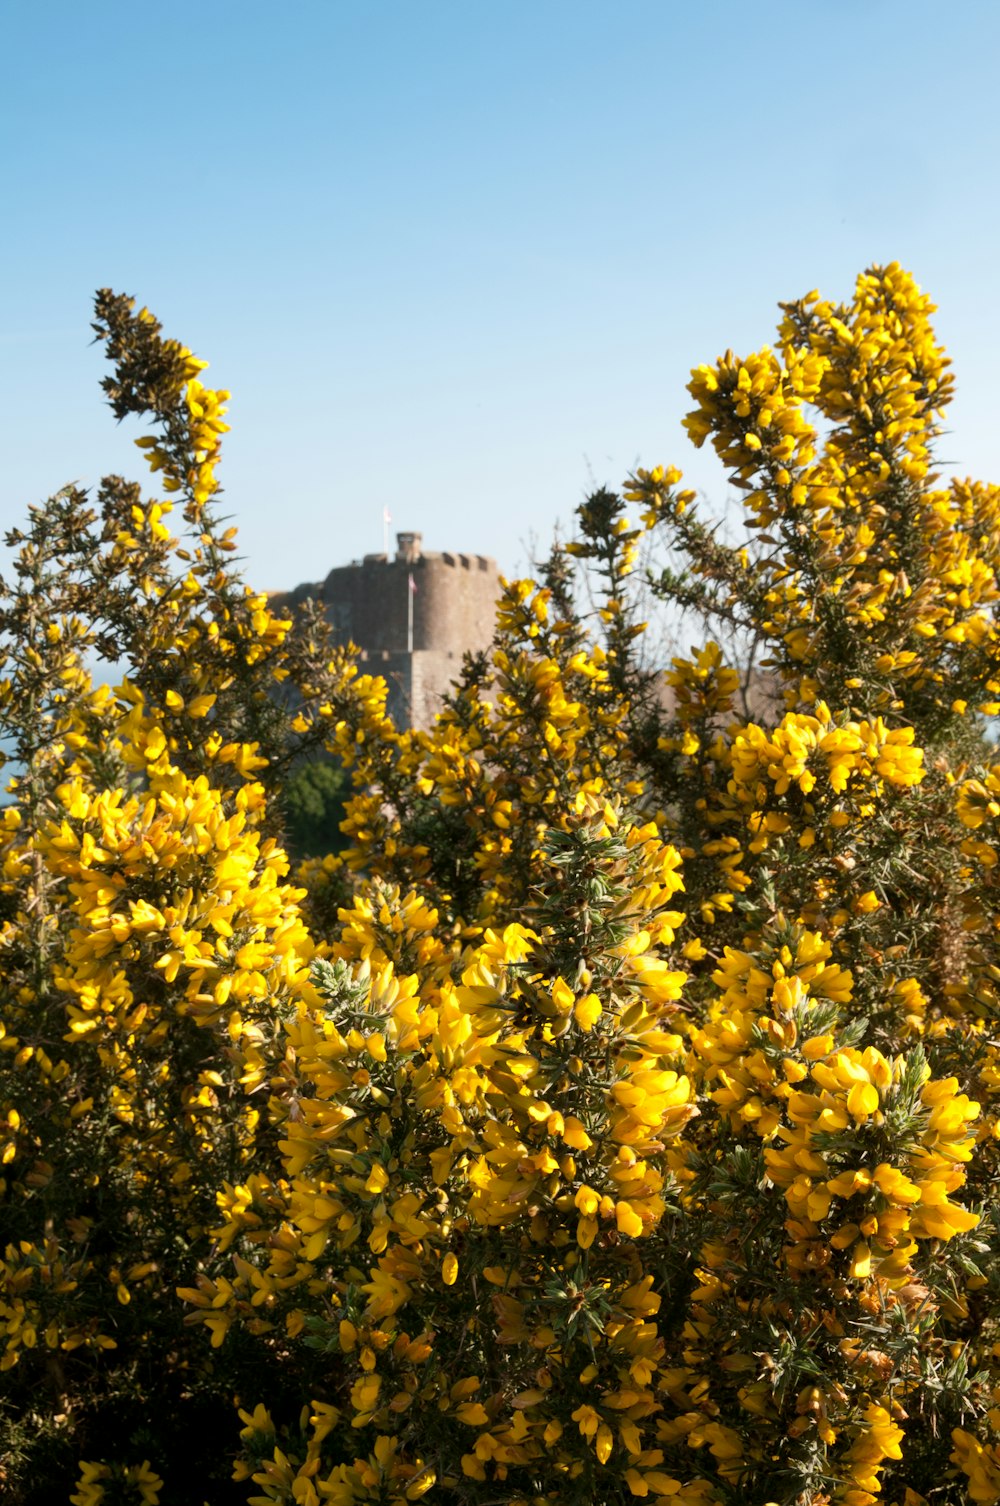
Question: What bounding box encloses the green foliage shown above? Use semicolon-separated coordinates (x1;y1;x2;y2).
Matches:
282;758;350;860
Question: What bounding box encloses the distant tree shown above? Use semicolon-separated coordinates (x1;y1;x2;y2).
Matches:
282;757;350;859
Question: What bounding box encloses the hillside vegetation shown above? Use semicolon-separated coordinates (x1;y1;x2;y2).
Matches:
3;269;1000;1505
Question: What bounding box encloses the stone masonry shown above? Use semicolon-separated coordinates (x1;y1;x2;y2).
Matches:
272;533;501;729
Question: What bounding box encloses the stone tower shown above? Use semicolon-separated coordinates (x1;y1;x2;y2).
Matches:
272;533;500;729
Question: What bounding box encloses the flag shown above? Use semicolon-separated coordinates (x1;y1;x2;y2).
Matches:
384;506;392;525
409;572;417;594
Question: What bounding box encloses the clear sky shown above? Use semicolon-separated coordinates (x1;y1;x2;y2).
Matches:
2;0;998;590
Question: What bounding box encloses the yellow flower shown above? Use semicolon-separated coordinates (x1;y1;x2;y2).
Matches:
574;993;603;1031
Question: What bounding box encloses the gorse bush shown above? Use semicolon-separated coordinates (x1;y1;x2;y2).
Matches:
3;267;1000;1505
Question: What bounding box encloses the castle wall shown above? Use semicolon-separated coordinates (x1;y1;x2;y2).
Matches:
320;551;497;656
408;649;466;729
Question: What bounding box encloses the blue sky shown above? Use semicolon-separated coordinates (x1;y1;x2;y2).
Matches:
2;0;998;590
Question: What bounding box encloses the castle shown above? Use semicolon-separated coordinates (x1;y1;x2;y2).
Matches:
272;533;501;729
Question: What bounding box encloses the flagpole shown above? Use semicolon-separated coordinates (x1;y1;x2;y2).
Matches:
383;506;391;556
407;572;414;654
